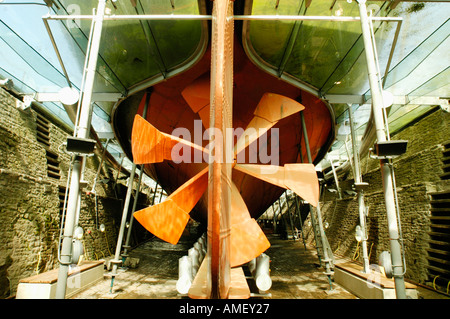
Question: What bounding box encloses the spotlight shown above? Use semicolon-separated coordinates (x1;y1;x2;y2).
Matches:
74;226;84;240
372;140;408;158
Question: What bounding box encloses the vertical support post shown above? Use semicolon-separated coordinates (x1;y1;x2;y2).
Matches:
348;105;370;273
122;92;150;258
55;156;82;299
356;0;406;299
122;166;144;258
110;165;136;277
294;196;307;250
55;0;106;299
271;204;277;233
299;120;321;259
301;111;333;287
158;187;164;203
151;183;159;205
295;138;308;250
328;157;342;199
109;160;138;292
278;197;288;232
74;158;87;226
91;138;111;193
284;192;297;240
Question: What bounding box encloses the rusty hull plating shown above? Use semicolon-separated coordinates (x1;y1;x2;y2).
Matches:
112;0;335;299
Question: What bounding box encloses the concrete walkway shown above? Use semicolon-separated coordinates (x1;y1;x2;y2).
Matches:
72;227;354;299
72;229;447;299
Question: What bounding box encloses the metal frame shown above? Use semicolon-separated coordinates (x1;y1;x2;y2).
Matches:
43;13;402;22
108;161;136;291
240;12;403;98
301;111;334;288
34;92;123;103
55;0;107;299
46;1;420;299
324;94;449;106
113;92;150;290
42;11;403;100
348;104;370;273
356;0;407;299
32;92;449;108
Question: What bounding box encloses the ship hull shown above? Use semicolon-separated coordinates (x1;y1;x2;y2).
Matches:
112;38;334;224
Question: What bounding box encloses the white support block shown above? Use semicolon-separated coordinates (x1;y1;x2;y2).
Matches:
16;261;104;299
334;261;418;299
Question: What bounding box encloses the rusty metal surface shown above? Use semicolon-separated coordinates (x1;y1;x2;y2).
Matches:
125;42;332;224
131;114;208;164
234;163;320;207
230;182;270;267
133;167;208;245
116;31;334;224
233;93;305;156
207;0;234;299
117;0;334;300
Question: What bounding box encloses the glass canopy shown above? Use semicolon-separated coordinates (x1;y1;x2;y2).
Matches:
0;0;449;177
243;0;449;169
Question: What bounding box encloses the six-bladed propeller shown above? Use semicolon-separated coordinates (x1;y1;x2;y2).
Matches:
131;83;319;267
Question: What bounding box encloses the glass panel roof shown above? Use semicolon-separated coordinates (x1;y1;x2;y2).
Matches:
53;0;204;90
243;0;449;171
0;0;207;174
244;0;392;94
0;0;449;177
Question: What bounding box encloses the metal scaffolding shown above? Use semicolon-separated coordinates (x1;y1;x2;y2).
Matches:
44;0;422;299
356;0;407;299
55;0;107;299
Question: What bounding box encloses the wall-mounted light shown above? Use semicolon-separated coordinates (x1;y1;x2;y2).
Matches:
379;251;393;278
355;225;362;242
71;239;84;264
66;136;97;154
58;86;79;109
372;140;408;158
74;226;84;240
72;226;84;264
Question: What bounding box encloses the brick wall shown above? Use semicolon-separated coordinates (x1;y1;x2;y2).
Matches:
0;88;148;298
302;108;450;285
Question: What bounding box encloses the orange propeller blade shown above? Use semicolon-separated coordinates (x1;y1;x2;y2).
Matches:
131;114;208;164
133;199;190;245
234;93;305;156
133;167;208;245
231;218;271;267
283;163;319;207
230;181;251;225
234;163;319;207
181;74;210;128
230;183;270;267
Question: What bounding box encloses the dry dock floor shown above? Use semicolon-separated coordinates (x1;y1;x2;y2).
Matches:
72;229;447;300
